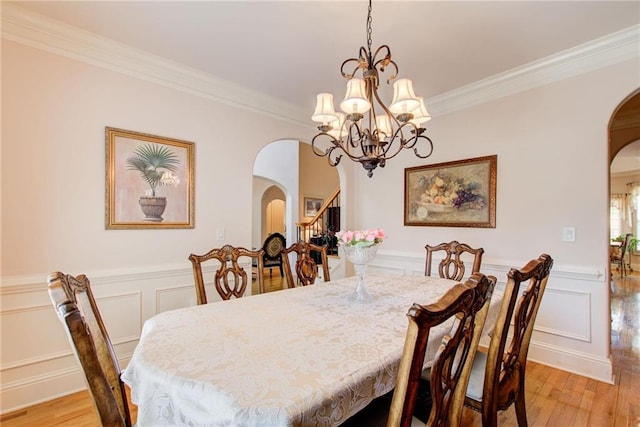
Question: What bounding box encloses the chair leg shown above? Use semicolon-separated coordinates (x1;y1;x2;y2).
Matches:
514;378;529;427
514;383;528;427
481;409;498;427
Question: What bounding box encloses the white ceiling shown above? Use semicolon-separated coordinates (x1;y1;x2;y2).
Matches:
8;1;640;113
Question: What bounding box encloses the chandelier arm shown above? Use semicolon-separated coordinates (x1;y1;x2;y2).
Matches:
311;133;332;157
371;45;398;83
347;122;365;150
341;55;366;80
371;82;404;154
377;126;408;160
359;46;372;70
412;135;434;159
314;123;373;164
384;132;434;161
379;120;420;159
401;126;424;150
311;133;347;167
325;146;343;167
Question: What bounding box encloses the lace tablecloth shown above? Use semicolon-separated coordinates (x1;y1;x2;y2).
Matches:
122;274;500;426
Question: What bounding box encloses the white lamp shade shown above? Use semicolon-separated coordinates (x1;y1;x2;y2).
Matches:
340;78;371;114
328;113;348;139
389;78;420;114
409;97;432;125
312;93;338;123
375;114;392;139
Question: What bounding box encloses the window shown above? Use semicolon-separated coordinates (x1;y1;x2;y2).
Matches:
611;204;622;239
610;195;624;240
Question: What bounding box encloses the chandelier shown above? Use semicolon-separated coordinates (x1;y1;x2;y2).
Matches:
311;0;434;178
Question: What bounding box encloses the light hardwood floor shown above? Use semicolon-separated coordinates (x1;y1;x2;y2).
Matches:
2;271;638;426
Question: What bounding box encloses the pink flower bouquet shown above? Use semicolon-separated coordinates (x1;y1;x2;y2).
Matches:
335;228;386;248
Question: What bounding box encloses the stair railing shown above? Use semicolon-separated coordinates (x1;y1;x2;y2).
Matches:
296;187;340;255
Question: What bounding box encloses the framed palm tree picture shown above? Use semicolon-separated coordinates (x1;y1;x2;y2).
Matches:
105;127;195;229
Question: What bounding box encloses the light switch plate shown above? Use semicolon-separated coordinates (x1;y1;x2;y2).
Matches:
562;227;575;242
216;227;225;240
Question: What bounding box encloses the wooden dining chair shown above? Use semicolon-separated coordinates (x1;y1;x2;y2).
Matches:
387;272;496;427
425;241;484;281
47;272;133;427
464;254;553;427
189;245;265;303
282;241;330;287
610;233;632;277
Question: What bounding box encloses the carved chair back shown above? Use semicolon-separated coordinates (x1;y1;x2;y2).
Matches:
47;272;132;427
189;245;265;303
425;241;484;281
388;273;496;427
282;241;330;287
464;254;553;427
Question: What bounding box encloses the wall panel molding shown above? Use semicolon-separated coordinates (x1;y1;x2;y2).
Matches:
535;287;592;342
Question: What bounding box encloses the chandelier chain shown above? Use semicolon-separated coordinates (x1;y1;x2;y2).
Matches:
366;0;373;58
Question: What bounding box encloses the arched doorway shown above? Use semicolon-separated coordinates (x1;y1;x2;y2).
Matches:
608;89;640;372
263;186;286;239
609;90;640;266
609;90;640;161
252;139;346;280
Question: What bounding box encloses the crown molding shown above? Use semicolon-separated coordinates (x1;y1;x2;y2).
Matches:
0;3;309;127
2;4;638;122
428;25;640;116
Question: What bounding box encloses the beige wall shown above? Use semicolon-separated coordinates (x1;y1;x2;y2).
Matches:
298;142;339;221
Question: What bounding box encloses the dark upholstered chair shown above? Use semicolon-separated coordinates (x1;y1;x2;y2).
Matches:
47;272;133;427
464;254;553;427
282;241;330;287
189;245;264;303
261;232;286;277
425;240;484;281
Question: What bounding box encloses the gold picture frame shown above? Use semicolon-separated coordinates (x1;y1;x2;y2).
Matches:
304;197;323;217
106;127;195;229
404;155;497;228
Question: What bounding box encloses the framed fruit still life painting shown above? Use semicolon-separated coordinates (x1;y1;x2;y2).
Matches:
404;155;496;228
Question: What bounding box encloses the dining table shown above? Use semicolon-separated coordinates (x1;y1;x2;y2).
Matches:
122;273;503;427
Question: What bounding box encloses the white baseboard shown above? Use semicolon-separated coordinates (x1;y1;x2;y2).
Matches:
527;340;614;384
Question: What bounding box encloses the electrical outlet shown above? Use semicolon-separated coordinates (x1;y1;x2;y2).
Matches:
562;227;575;242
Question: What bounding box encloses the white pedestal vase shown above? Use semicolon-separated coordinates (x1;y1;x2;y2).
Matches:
342;244;380;303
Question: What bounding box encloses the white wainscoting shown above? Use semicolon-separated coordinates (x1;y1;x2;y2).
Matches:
0;253;612;413
369;250;613;386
